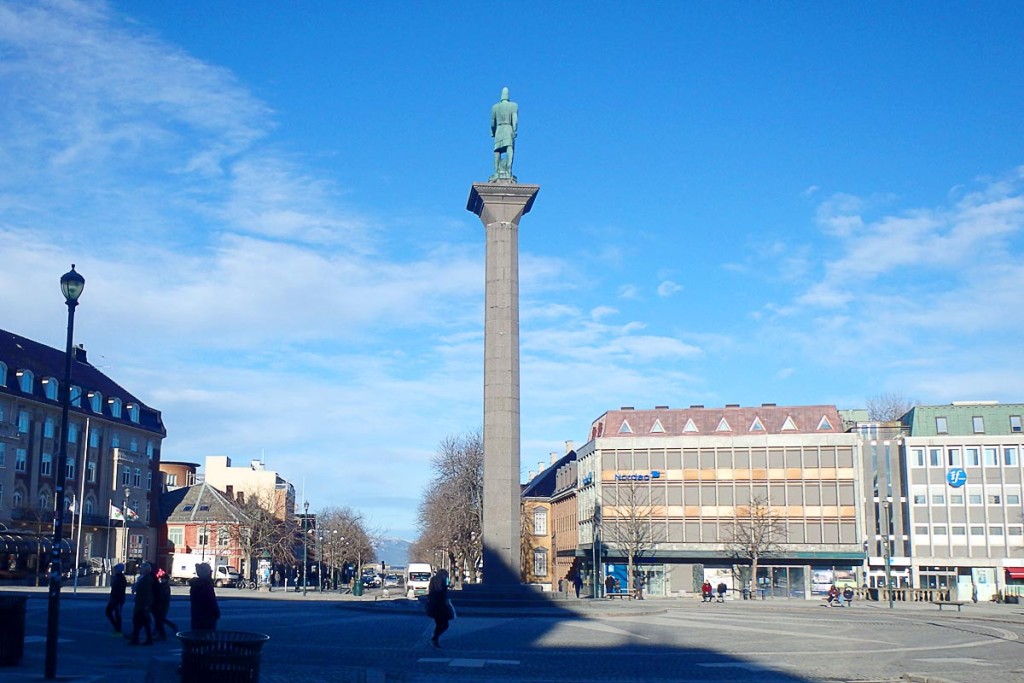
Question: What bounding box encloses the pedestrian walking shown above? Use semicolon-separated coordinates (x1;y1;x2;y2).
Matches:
152;568;178;639
633;574;645;600
572;573;583;598
425;568;454;648
105;563;127;634
605;574;615;598
129;562;155;645
189;563;221;630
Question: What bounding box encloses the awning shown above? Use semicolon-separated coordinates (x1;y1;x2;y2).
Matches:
1005;567;1024;580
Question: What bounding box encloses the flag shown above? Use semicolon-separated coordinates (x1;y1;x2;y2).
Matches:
67;497;77;514
109;503;124;521
126;507;139;521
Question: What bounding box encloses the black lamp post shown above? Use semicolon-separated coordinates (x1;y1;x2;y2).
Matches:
45;264;84;679
302;500;309;597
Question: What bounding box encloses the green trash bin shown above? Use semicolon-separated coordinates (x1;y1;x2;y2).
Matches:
178;630;269;683
352;580;363;596
0;596;28;666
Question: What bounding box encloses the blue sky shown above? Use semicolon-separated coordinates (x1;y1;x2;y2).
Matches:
2;1;1023;540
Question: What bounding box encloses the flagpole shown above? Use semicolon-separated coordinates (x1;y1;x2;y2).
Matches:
72;417;90;594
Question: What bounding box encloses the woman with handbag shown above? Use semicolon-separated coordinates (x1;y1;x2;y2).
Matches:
426;568;453;648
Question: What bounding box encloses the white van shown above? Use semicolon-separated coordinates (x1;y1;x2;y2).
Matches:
406;563;432;596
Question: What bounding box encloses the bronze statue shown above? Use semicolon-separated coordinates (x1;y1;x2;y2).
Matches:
490;87;518;182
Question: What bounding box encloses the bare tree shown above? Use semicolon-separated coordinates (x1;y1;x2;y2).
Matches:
228;490;296;578
414;431;483;585
725;496;786;593
316;506;377;582
603;478;664;597
866;392;914;422
520;502;540;582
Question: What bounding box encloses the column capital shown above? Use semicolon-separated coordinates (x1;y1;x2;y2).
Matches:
467;183;540;226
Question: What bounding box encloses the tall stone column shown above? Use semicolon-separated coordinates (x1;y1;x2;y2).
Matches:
467;182;539;587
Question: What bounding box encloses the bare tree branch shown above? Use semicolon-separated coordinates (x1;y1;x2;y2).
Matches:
866;392;915;422
724;495;787;593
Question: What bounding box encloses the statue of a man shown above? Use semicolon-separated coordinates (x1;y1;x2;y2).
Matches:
490;87;518;182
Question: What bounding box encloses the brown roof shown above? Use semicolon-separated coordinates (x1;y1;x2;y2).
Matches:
592;404;843;438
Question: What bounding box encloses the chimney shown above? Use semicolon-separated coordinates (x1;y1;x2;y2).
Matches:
689;405;704;409
655;405;669;410
565;440;574;453
538;461;545;474
726;404;740;408
762;403;777;407
225;485;234;500
620;406;634;410
72;344;87;363
528;470;535;481
550;451;559;464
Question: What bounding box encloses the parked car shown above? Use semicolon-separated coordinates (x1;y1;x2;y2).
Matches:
361;573;381;588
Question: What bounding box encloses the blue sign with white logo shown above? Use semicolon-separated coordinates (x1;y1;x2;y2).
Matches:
946;468;967;488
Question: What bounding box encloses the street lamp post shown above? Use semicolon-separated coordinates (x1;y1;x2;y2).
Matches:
302;501;309;597
123;486;131;563
45;265;85;679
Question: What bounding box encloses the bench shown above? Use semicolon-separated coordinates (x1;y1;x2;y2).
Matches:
933;601;966;612
606;591;632;599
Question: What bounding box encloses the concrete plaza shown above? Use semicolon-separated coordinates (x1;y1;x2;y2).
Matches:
3;586;1023;683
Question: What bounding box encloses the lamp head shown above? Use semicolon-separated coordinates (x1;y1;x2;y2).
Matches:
60;264;85;303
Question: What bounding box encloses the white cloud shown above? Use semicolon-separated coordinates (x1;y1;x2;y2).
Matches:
657;280;682;297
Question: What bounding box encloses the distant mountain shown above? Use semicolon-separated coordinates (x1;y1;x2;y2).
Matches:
375;537;411;568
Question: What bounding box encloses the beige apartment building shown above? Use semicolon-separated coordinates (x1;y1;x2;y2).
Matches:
575;404;864;599
201;455;295;520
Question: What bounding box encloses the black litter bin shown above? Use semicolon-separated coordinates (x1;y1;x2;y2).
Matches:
0;598;27;667
178;630;270;683
0;595;27;666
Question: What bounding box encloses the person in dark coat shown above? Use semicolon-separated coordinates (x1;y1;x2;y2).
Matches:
425;568;452;648
152;568;178;639
189;563;221;630
106;563;128;633
572;573;583;598
129;562;155;645
716;582;728;603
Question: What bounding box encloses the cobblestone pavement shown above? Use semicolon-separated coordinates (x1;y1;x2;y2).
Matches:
3;586;1024;683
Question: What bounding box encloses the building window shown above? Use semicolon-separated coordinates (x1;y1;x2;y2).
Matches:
1009;526;1023;536
89;391;102;413
915;525;929;535
166;473;178;486
146;441;154;459
0;482;3;508
12;489;22;509
66;456;75;480
43;418;55;439
970;526;985;536
111;432;120;448
129;438;138;452
70;386;82;407
946;449;960;467
951;525;966;536
935;416;948;433
990;526;1004;536
972;416;985;433
0;361;6;386
219;528;230;546
911;448;924;467
39;490;50;509
18;370;33;393
84;499;93;515
533;508;547;535
934;525;947;535
913;494;926;505
0;442;5;467
932;493;945;505
532;548;548;577
197;528;210;547
128;404;140;423
132;468;141;487
87;461;96;483
951;493;964;505
15;449;26;472
41;453;52;476
121;466;130;486
43;378;58;400
89;429;100;448
965;448;980;467
110;398;122;418
984;447;998;467
1005;447;1018;466
1008;494;1020;505
969;493;983;505
68;423;79;443
168;527;184;548
1011;416;1023;433
18;410;29;433
988;494;1001;505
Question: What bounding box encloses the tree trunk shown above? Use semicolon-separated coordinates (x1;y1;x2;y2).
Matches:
750;554;759;596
